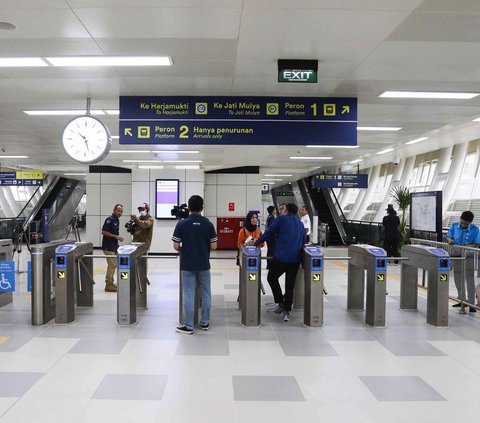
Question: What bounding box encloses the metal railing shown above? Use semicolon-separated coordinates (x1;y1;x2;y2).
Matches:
410;237;480;313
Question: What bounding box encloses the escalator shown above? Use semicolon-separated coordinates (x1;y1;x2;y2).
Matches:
21;176;86;242
304;181;348;246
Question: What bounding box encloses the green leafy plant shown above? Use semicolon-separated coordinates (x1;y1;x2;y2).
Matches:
389;185;412;247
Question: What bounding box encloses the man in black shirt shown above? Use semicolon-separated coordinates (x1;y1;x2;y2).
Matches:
102;204;124;292
382;204;400;262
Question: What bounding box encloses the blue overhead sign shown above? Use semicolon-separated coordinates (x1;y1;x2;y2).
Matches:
0;171;43;186
313;174;368;189
119;96;357;146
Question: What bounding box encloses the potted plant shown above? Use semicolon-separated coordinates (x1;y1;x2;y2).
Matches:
389;185;412;247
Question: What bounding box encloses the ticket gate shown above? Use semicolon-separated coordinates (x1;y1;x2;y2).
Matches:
0;239;13;307
347;244;387;327
238;245;261;326
117;242;148;326
54;242;94;324
31;239;74;325
303;246;324;327
400;245;450;327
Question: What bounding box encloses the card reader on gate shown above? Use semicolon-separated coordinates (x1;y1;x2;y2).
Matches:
311;258;323;271
375;258;387;271
438;258;450;271
56;255;66;268
118;256;130;269
246;257;258;271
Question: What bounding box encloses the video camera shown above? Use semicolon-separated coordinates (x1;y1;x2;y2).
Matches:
125;220;138;234
171;204;190;219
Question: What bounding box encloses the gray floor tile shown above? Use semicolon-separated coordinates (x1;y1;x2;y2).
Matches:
175;335;230;356
0;372;44;397
360;376;446;401
92;374;168;400
68;338;130;354
223;284;238;289
232;376;305;401
379;340;447;356
227;325;277;341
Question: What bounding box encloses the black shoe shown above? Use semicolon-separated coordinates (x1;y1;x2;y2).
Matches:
469;307;477;313
452;303;462;308
176;325;194;335
200;323;209;331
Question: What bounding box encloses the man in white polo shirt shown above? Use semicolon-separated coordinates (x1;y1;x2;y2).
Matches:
300;205;311;244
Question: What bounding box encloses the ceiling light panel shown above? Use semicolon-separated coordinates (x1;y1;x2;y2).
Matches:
405;137;428;145
380;91;479;100
45;56;172;67
357;126;401;131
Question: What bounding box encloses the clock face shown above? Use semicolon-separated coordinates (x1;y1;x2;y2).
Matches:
62;115;111;164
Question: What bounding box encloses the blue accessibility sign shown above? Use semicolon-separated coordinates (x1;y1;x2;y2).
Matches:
0;261;15;292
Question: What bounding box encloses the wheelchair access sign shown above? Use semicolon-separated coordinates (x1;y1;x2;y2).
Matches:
0;261;15;292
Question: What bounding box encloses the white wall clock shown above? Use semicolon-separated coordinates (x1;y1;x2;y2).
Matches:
62;115;111;164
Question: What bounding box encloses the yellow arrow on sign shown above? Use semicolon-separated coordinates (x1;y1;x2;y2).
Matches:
376;273;385;281
440;274;447;282
57;271;65;279
342;106;350;114
121;272;129;280
313;274;321;282
124;128;133;136
248;273;256;281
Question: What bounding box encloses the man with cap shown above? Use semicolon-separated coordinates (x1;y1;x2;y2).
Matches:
447;210;480;312
129;202;154;250
382;204;400;262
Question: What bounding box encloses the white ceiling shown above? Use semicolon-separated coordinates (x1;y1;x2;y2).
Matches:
2;0;480;183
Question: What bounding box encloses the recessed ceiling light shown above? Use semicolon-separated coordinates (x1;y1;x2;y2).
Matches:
163;160;202;163
473;118;480;122
306;145;358;149
138;165;164;169
175;165;200;169
64;173;87;176
123;160;162;163
380;91;479;100
289;156;333;160
24;110;105;116
262;178;283;181
111;136;119;139
376;148;394;155
0;22;16;31
0;58;46;67
153;150;199;154
264;174;293;177
0;155;28;158
45;56;172;67
349;159;362;164
357;126;401;131
405;137;428;145
110;150;152;153
104;110;120;115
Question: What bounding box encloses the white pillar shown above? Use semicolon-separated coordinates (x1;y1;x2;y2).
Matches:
351;165;381;221
442;142;468;214
429;146;453;191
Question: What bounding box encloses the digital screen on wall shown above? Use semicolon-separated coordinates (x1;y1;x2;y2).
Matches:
155;179;179;219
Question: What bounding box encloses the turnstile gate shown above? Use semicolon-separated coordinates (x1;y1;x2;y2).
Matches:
303;246;324;327
0;239;13;307
348;244;387;327
54;242;94;324
400;245;450;327
31;239;75;325
238;245;261;327
117;242;148;326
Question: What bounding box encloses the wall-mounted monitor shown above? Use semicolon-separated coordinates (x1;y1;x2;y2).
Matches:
155;179;179;219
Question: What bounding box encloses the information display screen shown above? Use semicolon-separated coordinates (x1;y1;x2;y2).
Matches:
155;179;179;219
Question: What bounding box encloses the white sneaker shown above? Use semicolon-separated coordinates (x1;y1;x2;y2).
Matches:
283;314;290;322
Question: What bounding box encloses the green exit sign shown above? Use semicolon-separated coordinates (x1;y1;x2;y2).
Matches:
278;69;317;83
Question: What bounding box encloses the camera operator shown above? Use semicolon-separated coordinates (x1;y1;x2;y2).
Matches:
129;202;154;250
101;204;124;292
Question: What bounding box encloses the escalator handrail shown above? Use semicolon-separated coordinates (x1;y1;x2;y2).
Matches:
321;188;348;244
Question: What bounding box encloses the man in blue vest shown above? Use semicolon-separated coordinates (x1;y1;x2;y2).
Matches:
447;210;480;312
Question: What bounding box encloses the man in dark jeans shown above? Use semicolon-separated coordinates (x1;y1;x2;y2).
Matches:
255;203;305;321
101;204;124;292
172;195;218;334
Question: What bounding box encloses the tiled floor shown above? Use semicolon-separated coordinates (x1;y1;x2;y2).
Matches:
0;247;479;422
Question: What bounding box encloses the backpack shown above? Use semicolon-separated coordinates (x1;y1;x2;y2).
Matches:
235;227;246;266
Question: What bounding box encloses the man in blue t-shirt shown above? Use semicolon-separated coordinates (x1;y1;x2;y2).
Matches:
172;195;218;334
447;210;480;312
255;203;305;321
